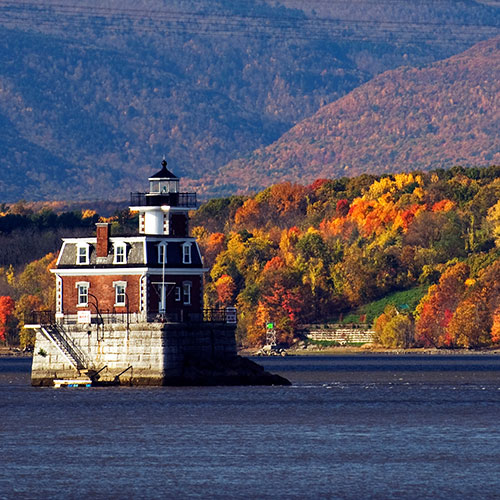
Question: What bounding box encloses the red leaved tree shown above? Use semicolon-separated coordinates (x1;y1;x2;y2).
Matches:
0;296;16;345
336;199;350;217
214;274;236;307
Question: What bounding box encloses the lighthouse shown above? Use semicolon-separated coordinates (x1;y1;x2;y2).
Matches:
26;160;233;385
26;159;288;387
36;159;207;325
128;159;205;321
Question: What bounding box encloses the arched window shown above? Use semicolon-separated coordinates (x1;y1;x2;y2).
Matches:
113;281;127;306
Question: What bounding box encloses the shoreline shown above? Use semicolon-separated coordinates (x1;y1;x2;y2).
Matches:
4;346;500;360
0;347;32;358
240;346;500;356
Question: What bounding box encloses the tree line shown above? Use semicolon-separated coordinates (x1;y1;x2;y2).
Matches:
191;165;499;347
0;206;135;347
0;165;498;349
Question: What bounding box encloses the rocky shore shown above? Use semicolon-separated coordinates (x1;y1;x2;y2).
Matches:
163;355;291;386
240;345;500;356
0;347;31;357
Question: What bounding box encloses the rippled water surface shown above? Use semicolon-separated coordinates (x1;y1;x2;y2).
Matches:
2;355;500;499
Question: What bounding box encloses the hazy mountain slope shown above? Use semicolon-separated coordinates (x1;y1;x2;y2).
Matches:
273;0;497;24
0;0;498;201
216;37;500;193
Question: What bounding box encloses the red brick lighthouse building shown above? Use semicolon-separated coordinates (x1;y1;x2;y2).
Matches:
28;160;287;387
52;159;207;324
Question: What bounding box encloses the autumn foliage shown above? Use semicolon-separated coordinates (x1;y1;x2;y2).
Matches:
190;166;500;347
0;253;57;347
0;296;16;343
1;166;499;349
215;274;236;307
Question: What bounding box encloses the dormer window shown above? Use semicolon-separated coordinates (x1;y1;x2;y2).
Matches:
182;243;192;264
114;243;127;264
158;242;168;264
77;244;89;265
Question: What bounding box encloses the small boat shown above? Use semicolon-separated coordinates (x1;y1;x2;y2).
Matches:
53;377;122;388
53;365;131;387
53;378;92;388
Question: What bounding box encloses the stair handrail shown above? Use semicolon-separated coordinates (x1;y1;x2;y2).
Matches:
43;323;92;370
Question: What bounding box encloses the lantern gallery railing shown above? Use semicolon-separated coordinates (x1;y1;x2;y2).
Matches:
25;310;56;326
25;308;236;327
149;308;233;324
130;192;197;208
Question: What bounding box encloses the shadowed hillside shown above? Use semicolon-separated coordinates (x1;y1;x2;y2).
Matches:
0;0;497;201
217;37;500;193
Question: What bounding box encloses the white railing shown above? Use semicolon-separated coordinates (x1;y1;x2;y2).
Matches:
300;324;374;344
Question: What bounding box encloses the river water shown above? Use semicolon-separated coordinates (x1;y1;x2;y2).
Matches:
2;354;500;499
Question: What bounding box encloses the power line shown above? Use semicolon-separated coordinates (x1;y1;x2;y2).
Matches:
0;18;495;45
0;1;497;28
0;1;497;44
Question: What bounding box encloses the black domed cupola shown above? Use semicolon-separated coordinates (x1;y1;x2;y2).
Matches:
149;159;179;195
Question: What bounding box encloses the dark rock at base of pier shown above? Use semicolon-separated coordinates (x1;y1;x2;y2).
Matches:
164;355;291;386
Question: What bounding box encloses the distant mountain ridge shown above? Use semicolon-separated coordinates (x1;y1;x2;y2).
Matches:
216;36;500;193
0;0;498;201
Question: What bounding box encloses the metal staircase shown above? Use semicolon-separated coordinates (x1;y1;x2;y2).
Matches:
40;323;91;371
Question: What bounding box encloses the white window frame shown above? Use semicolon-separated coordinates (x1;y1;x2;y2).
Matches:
114;243;127;264
163;214;170;236
76;244;89;265
158;242;168;264
150;180;160;193
175;286;181;302
183;281;191;305
76;281;89;307
182;243;192;264
113;281;127;307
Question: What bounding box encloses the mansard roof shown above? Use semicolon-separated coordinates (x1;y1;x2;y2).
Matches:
55;236;203;269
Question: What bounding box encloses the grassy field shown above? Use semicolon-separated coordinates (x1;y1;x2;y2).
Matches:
336;286;428;325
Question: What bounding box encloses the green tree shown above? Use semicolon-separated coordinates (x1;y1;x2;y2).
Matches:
374;305;414;348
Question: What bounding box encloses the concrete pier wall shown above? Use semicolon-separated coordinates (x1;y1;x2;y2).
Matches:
31;322;237;386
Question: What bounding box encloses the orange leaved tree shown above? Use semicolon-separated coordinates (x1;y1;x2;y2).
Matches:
415;262;469;347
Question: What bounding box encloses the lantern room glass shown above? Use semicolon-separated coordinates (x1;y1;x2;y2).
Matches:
150;179;179;194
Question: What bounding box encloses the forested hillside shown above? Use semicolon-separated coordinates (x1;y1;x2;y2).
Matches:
218;37;500;193
0;166;499;348
0;0;498;201
189;166;500;347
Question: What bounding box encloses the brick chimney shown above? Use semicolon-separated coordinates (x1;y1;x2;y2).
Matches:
96;223;110;258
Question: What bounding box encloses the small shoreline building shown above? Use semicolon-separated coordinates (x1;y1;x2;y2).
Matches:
26;161;289;386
